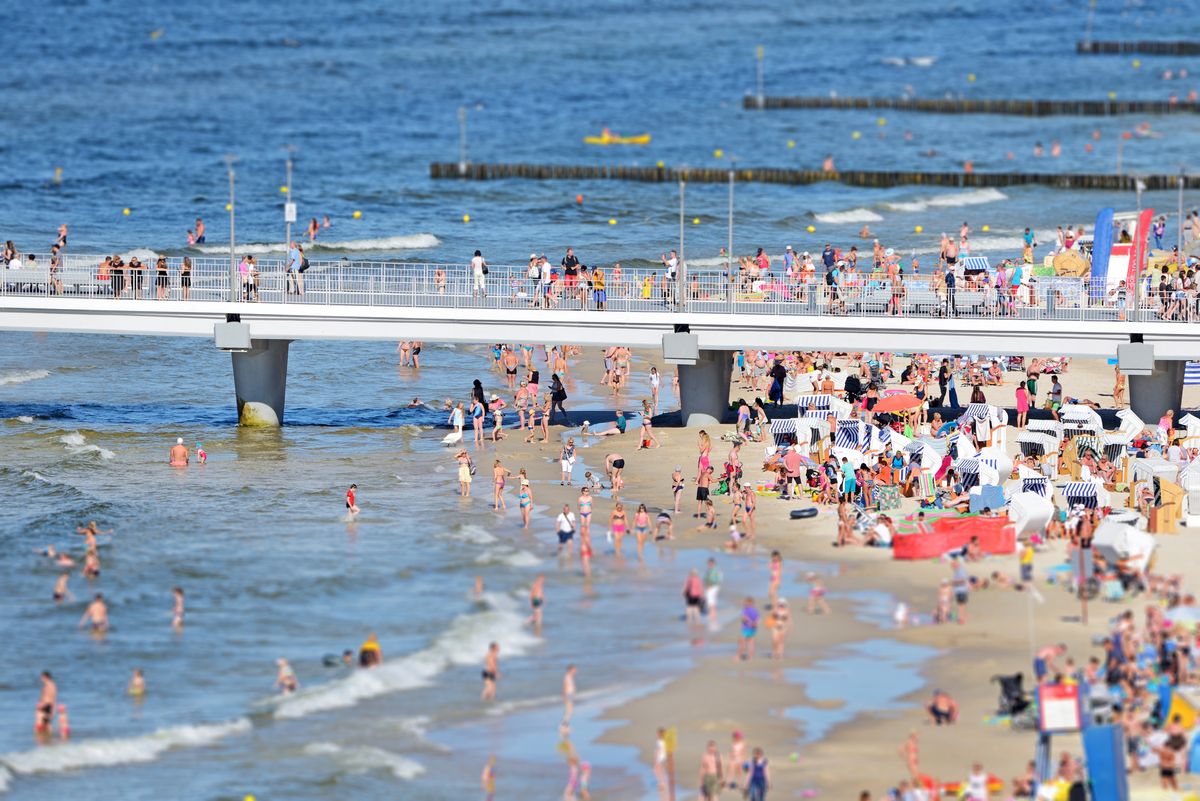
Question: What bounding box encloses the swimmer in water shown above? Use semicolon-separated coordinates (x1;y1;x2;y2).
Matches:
56;704;70;740
345;483;360;515
528;574;545;631
562;664;577;726
78;592;109;633
481;642;500;701
53;572;72;604
359;633;383;668
169;437;189;467
128;668;146;697
482;756;497;801
76;520;112;537
195;442;207;464
275;658;299;694
171;587;185;630
35;671;56;735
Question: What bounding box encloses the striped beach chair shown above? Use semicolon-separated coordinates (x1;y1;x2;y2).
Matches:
1021;477;1050;497
955;457;982;491
1062;481;1099;509
1185;362;1200;386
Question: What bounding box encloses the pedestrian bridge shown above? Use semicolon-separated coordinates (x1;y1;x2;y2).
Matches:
1;254;1195;425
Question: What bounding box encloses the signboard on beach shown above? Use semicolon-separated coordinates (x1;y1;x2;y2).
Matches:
1038;683;1082;733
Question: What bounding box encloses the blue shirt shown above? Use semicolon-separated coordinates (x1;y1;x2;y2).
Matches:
288;247;301;272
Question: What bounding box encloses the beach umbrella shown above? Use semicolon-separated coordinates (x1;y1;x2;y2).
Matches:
873;393;922;413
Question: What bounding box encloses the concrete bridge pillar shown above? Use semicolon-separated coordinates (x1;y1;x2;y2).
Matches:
1128;360;1185;426
677;349;732;427
231;339;290;426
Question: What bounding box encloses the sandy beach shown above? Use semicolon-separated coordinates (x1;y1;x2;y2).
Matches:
475;346;1200;799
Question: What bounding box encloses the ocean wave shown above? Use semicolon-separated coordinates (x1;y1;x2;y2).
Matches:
450;524;499;545
0;369;51;386
59;432;116;460
273;592;538;720
474;547;542;568
0;766;9;793
303;743;424;781
0;718;250;776
120;248;161;262
813;208;883;224
885;188;1008;213
15;416;33;423
192;234;440;255
21;470;50;483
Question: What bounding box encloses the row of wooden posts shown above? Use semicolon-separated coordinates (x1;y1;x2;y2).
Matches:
431;162;1198;191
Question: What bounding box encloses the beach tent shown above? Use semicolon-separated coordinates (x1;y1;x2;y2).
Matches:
1027;419;1064;440
1009;491;1054;538
1130;456;1180;485
1061;480;1110;509
835;419;868;451
947;433;977;460
795;394;851;418
1017;431;1058;459
978;446;1013;479
1116;409;1147;439
904;440;940;470
954;458;984;491
1092;519;1156;574
1058;404;1103;436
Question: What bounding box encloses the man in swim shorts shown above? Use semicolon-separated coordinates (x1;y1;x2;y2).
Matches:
169;437;189;466
481;642;500;701
78;593;109;632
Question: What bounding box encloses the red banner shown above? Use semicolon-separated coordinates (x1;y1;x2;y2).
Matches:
1127;208;1154;311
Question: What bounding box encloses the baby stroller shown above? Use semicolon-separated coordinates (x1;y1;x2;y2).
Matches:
991;672;1037;729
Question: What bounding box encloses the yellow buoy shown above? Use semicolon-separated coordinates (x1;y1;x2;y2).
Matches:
982;224;990;232
656;160;665;168
353;210;363;219
1108;91;1117;99
806;225;815;233
122;207;131;216
914;225;923;233
692;217;700;225
787;139;795;148
462;214;470;223
225;203;233;211
851;131;861;140
1132;59;1141;69
244;795;256;801
967;73;976;82
713;149;724;158
608;218;617;225
279;186;288;193
877;117;887;126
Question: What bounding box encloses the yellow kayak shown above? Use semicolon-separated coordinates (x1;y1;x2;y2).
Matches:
584;132;651;146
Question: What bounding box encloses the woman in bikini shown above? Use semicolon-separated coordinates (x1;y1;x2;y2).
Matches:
517;471;533;528
609;503;628;557
493;460;512;511
577;486;593;539
671;467;684;513
696;430;712;480
633;504;651;558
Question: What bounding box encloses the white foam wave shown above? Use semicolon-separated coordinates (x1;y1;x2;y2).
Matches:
475;548;541;568
885;188;1008;213
451;525;498;545
59;432;115;460
273;592;538;720
193;234;440;255
16;416;33;423
0;369;50;386
0;718;250;775
303;743;424;781
21;471;49;483
908;56;937;67
0;766;9;793
813;208;883;224
120;248;161;262
881;56;906;67
910;234;1028;257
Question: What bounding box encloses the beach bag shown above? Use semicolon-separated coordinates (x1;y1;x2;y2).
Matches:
468;458;477;476
482;264;489;275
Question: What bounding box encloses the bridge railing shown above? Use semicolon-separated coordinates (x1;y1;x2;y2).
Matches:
0;252;1185;324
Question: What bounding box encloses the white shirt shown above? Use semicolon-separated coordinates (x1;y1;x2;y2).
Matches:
665;256;678;278
966;770;988;801
556;512;576;533
471;256;485;276
8;257;21;270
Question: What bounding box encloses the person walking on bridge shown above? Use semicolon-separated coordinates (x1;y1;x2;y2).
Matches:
471;250;488;297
